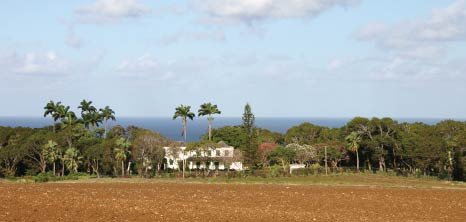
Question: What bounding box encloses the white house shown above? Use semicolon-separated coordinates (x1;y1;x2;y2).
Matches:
164;142;243;171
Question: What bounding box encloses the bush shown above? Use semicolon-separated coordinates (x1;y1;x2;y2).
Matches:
34;172;81;183
309;163;322;174
268;165;282;177
35;172;55;182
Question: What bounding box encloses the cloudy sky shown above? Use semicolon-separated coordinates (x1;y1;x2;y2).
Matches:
1;0;466;118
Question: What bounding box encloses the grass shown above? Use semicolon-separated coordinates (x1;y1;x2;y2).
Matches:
36;173;466;190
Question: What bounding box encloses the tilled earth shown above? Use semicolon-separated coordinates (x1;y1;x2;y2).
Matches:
1;182;465;221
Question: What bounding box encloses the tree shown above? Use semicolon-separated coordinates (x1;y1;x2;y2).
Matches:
63;147;83;173
345;117;373;171
316;142;348;172
43;100;62;133
173;105;195;142
61;110;80;129
198;103;221;141
286;143;317;166
132;130;170;177
269;146;296;175
0;128;33;176
78;99;97;115
43;140;59;176
285;122;324;144
83;112;103;131
114;137;131;177
204;126;246;148
99;106;116;138
345;131;362;172
24;130;51;174
257;143;278;168
242;103;258;167
370;117;398;172
79;100;102;130
173;104;195;178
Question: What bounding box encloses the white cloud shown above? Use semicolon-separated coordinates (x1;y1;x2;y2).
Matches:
350;0;466;81
0;51;71;76
355;0;466;52
161;30;226;45
189;0;359;24
116;54;211;81
0;50;103;79
75;0;151;23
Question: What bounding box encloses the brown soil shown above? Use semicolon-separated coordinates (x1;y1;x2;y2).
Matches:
1;182;465;222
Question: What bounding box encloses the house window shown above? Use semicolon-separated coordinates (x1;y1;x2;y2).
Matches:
209;150;213;157
196;162;201;169
224;150;230;157
214;162;220;169
169;159;174;165
216;150;221;157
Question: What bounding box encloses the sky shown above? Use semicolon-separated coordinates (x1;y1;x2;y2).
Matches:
1;0;466;118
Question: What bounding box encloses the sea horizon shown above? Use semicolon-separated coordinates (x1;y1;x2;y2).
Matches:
1;116;465;142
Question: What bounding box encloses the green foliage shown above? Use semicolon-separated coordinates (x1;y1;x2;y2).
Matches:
205;126;246;148
268;165;282;177
173;104;195;142
3;100;466;182
34;172;82;183
132;130;170;176
268;146;296;173
186;140;221;150
64;147;83;173
242;103;258;166
285;122;326;144
198;103;221;141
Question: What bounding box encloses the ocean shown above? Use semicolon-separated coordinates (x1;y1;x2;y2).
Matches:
0;117;461;142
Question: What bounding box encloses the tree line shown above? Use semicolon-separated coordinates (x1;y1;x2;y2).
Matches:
0;101;465;181
210;108;465;181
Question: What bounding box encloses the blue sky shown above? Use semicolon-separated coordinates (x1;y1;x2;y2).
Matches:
1;0;466;118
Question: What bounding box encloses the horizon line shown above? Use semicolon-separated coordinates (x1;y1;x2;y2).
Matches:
1;115;466;120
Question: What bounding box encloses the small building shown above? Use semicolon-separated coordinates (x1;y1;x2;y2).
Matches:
164;142;243;171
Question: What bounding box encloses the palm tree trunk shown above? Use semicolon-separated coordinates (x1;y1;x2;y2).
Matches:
208;116;212;141
183;119;187;143
356;150;359;173
121;160;125;177
104;119;108;139
182;118;187;179
183;158;186;179
53;162;56;176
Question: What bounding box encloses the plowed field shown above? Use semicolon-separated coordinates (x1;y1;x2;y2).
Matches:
1;181;465;221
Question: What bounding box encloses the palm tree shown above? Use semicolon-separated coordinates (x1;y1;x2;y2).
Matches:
173;105;195;143
99;106;116;138
56;104;71;123
78;99;97;115
63;147;83;173
346;131;362;172
115;137;131;177
79;100;100;130
173;105;195;179
43;140;59;176
198;103;221;141
61;110;79;129
83;111;103;130
43;100;62;132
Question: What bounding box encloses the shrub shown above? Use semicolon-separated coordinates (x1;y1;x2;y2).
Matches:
269;165;282;177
